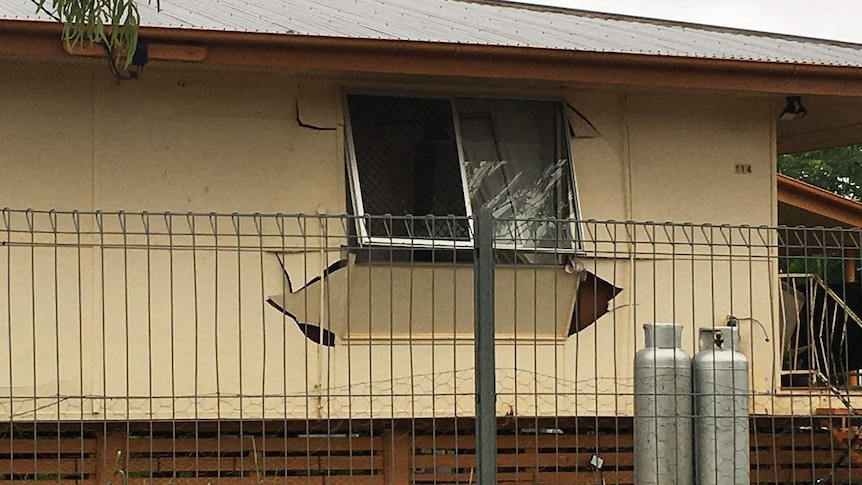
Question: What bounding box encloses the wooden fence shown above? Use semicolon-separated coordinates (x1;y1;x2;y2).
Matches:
0;417;858;484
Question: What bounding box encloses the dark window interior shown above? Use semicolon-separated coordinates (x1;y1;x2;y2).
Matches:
347;95;470;240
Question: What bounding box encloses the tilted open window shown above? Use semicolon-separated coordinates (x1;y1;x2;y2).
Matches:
345;94;577;250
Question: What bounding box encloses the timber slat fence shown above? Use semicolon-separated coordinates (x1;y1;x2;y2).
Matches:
0;417;858;484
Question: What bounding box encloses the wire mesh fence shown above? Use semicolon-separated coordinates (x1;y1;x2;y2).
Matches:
1;209;861;484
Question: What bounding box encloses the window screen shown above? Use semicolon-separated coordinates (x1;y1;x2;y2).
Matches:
347;95;470;240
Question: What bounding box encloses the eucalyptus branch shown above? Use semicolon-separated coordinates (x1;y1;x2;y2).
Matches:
34;0;158;67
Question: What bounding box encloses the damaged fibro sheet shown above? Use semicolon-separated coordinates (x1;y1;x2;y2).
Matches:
266;100;621;345
267;100;622;347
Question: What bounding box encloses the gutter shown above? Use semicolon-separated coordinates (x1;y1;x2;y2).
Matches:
3;19;862;96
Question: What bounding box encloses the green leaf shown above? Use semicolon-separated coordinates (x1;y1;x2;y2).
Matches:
779;145;862;200
40;0;148;70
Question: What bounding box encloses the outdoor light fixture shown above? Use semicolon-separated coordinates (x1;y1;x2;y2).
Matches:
780;96;808;120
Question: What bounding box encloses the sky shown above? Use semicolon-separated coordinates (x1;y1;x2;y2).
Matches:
518;0;862;44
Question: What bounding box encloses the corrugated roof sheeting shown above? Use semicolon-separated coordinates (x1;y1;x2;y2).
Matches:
3;0;862;67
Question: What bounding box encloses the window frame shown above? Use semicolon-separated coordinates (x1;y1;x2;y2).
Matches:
344;91;581;252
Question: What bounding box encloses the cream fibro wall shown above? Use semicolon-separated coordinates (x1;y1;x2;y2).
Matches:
0;60;788;421
0;62;348;421
568;90;789;414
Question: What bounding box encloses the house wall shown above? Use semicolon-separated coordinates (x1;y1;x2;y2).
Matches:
564;89;788;413
0;60;807;421
568;89;776;225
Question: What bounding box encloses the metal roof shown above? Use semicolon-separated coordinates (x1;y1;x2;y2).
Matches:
4;0;862;67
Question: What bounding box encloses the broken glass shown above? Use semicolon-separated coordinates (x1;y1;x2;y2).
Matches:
458;98;571;249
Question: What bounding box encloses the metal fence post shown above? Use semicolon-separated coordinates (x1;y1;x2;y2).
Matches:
474;208;497;484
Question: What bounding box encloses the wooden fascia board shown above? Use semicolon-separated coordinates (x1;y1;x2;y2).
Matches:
66;42;207;62
4;19;862;95
777;174;862;228
778;126;862;155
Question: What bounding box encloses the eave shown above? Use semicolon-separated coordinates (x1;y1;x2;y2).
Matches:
778;173;862;229
4;19;862;96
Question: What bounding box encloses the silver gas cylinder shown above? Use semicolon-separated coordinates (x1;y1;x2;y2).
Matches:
634;322;693;485
693;324;750;485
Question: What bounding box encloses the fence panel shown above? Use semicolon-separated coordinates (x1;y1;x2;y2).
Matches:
0;210;861;483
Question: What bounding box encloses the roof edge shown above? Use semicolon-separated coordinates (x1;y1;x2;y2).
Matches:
777;173;862;228
466;0;862;50
4;19;862;96
19;0;862;51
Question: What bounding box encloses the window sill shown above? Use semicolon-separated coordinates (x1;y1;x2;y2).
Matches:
349;244;578;267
